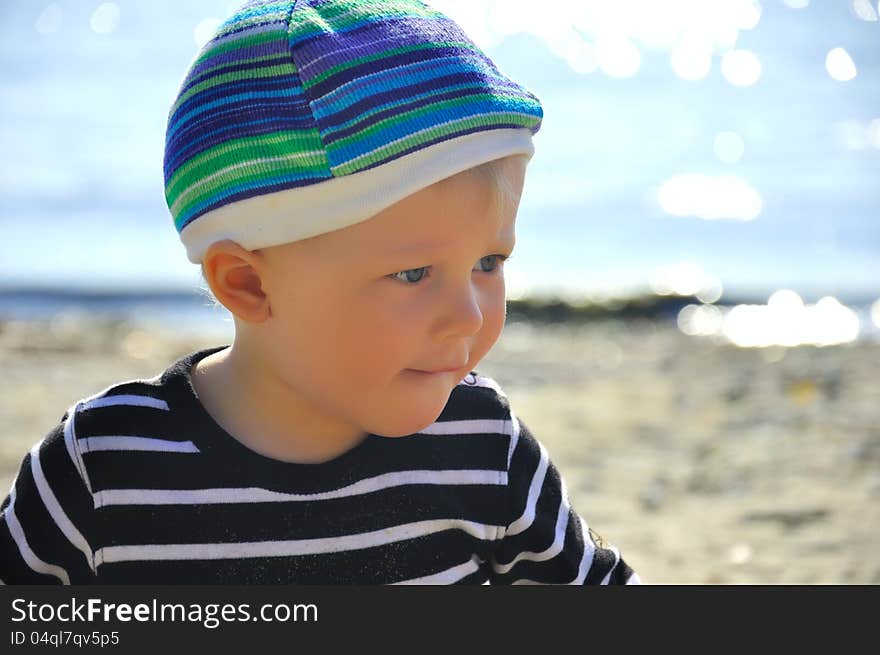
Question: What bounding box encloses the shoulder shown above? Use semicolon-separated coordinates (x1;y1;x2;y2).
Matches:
66;372;172;439
56;371;184;482
50;369;202;510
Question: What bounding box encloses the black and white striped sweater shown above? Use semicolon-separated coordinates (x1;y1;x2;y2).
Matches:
1;345;640;585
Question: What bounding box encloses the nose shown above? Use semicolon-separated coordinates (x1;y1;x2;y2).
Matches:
437;278;485;339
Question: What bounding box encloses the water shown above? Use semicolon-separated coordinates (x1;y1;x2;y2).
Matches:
0;288;236;343
1;1;878;312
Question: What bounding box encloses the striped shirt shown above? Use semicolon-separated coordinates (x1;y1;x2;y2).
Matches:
1;346;640;585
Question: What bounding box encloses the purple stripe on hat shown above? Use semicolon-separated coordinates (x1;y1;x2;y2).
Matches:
320;79;528;144
171;75;301;127
289;10;461;53
319;68;524;129
314;59;528;122
291;15;479;79
167;87;304;143
314;52;519;108
183;46;291;93
203;17;287;52
167;122;313;181
168;103;309;159
170;100;312;146
165;111;314;178
323;100;531;168
302;43;493;100
294;19;464;78
168;92;313;148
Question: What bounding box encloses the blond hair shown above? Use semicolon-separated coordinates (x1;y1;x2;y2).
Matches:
454;153;528;216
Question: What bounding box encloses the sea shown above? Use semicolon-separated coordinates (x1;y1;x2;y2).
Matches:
0;0;878;343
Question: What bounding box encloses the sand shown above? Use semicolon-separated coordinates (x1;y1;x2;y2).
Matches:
2;315;878;584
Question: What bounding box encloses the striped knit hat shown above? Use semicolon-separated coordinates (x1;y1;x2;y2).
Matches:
164;0;543;264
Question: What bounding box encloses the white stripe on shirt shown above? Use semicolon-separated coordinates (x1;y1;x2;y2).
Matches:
504;439;550;537
507;411;521;471
96;518;501;564
391;555;483;585
63;403;92;495
97;469;507;506
29;442;95;572
419;418;510;436
2;485;70;585
81;394;169;411
492;477;572;575
79;436;200;454
510;515;597;585
571;515;596;584
599;546;622;585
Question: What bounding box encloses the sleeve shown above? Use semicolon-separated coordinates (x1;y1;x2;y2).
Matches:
488;414;641;585
0;409;98;585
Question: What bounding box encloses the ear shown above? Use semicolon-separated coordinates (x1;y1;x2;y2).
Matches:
200;240;271;323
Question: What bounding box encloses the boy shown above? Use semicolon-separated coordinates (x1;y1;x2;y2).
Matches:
0;0;639;584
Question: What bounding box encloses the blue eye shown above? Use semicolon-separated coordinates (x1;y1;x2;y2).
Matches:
388;254;511;286
393;267;430;284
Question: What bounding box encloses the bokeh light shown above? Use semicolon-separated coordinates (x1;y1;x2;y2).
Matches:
504;267;533;301
837;119;871;150
434;0;766;79
850;0;879;21
670;37;714;81
34;3;62;34
90;2;120;35
721;49;762;87
596;35;642;78
826;47;858;82
678;290;862;347
678;304;725;336
650;263;724;302
657;174;762;221
549;27;600;74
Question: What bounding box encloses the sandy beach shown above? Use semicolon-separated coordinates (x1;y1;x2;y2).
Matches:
1;314;878;584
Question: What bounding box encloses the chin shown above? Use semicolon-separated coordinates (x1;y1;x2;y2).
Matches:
370;402;450;438
362;376;457;437
374;417;441;438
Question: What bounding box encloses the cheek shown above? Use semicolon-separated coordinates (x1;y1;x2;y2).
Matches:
336;295;421;371
265;276;355;365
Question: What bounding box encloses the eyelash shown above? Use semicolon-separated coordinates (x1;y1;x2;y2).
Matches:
387;254;512;285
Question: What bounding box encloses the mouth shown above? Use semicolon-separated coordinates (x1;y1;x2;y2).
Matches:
409;367;461;375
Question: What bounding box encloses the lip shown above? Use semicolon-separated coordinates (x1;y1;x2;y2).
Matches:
410;367;461;374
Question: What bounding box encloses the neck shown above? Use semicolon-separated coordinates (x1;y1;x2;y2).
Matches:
191;342;369;464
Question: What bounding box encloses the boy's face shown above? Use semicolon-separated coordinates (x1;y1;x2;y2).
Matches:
248;156;527;438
